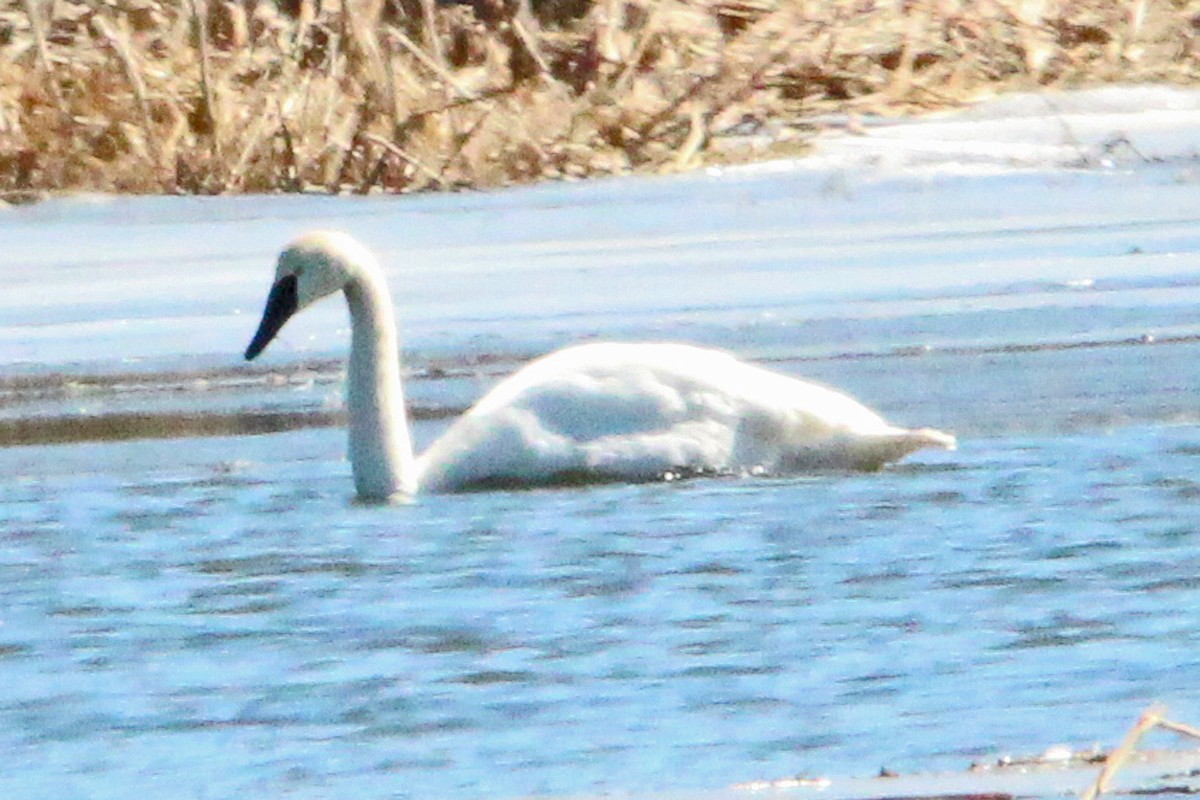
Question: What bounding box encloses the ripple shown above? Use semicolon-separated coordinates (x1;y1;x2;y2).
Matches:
452;670;540;686
5;422;1200;800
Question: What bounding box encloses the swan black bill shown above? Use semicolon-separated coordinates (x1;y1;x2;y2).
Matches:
244;274;299;360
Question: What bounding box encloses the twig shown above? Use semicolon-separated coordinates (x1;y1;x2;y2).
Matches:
418;0;445;69
21;0;67;112
436;105;495;180
1154;715;1200;741
315;20;343;134
629;44;790;167
331;114;365;193
279;120;298;190
508;0;552;82
885;6;919;99
613;2;663;94
1081;705;1166;800
292;0;315;52
227;104;286;192
90;13;164;169
389;25;478;101
389;84;512;155
672;107;706;170
361;132;446;190
628;8;798;163
186;0;221;157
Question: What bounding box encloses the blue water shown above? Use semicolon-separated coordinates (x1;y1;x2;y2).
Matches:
4;425;1200;798
4;158;1200;798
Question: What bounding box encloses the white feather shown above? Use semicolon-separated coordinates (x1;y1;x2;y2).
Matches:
246;231;955;499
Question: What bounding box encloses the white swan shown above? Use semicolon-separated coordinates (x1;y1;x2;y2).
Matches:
244;231;955;499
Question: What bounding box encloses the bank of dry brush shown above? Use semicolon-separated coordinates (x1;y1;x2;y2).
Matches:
1;0;1196;198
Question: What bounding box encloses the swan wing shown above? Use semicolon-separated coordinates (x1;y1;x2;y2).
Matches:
415;343;951;492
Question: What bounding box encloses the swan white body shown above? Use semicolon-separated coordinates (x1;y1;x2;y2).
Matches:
245;231;955;499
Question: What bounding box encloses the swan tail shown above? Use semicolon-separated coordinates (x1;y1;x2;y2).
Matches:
860;426;956;469
905;427;957;451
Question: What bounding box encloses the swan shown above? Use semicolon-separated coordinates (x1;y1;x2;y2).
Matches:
244;231;955;499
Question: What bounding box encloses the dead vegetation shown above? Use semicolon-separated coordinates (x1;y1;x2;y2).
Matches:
1081;705;1200;800
1;0;1198;198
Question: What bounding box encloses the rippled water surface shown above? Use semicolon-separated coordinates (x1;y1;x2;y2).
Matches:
4;152;1200;799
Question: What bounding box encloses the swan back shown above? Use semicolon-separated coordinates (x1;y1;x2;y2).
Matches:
415;342;952;492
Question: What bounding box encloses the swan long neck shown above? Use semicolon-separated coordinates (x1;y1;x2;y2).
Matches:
343;270;417;499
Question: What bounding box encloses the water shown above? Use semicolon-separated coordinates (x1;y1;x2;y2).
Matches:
4;131;1200;797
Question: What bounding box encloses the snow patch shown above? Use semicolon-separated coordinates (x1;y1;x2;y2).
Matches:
729;85;1200;178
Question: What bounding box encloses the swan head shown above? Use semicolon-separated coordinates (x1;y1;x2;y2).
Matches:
244;231;376;360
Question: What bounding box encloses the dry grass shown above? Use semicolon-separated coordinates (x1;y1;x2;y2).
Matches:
2;0;1198;199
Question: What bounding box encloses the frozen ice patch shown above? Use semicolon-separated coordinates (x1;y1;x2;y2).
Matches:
730;85;1200;178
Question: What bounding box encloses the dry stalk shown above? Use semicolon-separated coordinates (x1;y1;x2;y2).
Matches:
671;106;706;170
344;2;388;89
1119;0;1148;62
1154;716;1200;740
21;0;67;113
362;131;446;189
389;83;513;161
226;102;282;191
296;0;316;42
1079;704;1200;800
90;13;165;171
418;0;445;68
885;6;920;100
279;119;301;191
1080;705;1163;800
315;30;345;134
437;103;497;179
5;0;1200;196
630;27;798;167
343;0;408;159
186;0;221;158
509;0;552;82
389;25;479;102
612;3;664;95
418;0;470;140
594;0;624;63
381;44;403;137
329;109;363;193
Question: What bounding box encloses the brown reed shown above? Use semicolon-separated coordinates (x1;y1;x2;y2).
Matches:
1;0;1196;200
